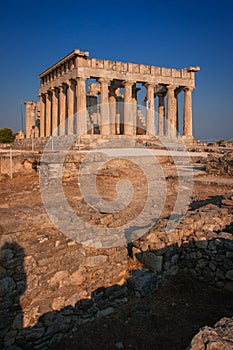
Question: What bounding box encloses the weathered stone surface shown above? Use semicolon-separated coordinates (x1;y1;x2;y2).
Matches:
0;277;16;297
206;152;233;176
140;252;163;272
225;269;233;281
31;49;199;139
128;268;157;297
0;163;233;349
187;317;233;350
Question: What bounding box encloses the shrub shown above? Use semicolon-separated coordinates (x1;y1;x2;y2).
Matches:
0;128;16;143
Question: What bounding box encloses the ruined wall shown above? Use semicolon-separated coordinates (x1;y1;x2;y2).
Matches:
0;235;129;348
1;190;233;349
132;193;233;288
206;151;233;176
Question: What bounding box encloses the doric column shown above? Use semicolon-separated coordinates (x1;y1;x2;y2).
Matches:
39;94;45;137
132;84;140;135
59;83;67;136
51;87;59;136
109;86;116;135
166;85;176;138
183;87;193;137
158;93;165;136
124;81;134;135
116;114;121;135
68;79;76;135
45;91;52;137
174;89;181;136
76;77;87;135
98;78;110;135
145;83;155;136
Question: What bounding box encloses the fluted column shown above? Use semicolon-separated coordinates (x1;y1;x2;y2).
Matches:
51;87;59;136
109;86;116;135
174;89;180;136
132;85;139;135
39;94;45;137
76;77;87;135
166;85;176;138
98;78;110;135
45;91;52;137
124;81;134;135
158;93;165;136
68;79;76;135
183;87;193;137
59;84;67;136
145;83;155;136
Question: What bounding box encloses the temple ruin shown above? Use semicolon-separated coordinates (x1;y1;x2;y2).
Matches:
25;49;200;139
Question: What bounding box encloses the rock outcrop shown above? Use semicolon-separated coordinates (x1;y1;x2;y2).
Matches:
187;317;233;350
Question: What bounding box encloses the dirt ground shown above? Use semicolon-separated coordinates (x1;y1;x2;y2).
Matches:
49;271;233;350
0;158;233;350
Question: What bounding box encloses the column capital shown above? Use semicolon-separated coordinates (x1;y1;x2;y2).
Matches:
144;82;155;88
123;80;135;87
51;86;59;92
68;79;77;92
38;93;45;100
46;90;52;99
59;83;68;93
76;76;87;82
174;87;182;97
98;77;110;85
183;86;194;92
166;84;177;92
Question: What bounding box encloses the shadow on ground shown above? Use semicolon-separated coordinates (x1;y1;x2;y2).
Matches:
0;228;233;350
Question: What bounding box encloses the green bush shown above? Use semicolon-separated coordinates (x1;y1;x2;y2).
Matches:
0;128;16;143
217;139;225;146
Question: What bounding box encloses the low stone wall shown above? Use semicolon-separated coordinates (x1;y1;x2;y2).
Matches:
206;151;233;176
132;192;233;289
0;238;129;349
0;152;41;176
0;152;86;177
1;191;233;349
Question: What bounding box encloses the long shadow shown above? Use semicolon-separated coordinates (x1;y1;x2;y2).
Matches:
0;242;26;348
0;231;233;350
189;195;223;211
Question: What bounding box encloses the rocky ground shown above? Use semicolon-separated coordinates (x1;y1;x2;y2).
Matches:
48;271;233;350
0;150;233;349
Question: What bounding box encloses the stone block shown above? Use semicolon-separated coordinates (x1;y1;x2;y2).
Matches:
0;277;16;297
141;252;163;272
226;270;233;281
128;268;157;297
195;239;208;249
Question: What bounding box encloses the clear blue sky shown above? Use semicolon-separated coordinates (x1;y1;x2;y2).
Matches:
0;0;232;141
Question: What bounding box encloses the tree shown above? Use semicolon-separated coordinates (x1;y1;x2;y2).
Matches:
0;128;16;143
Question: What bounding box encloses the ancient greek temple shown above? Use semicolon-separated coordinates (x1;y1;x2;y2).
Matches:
25;49;200;139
